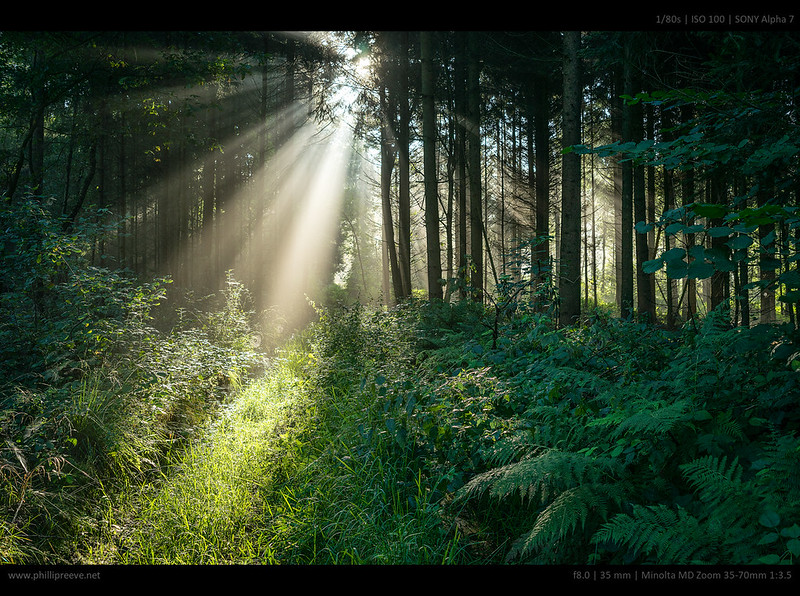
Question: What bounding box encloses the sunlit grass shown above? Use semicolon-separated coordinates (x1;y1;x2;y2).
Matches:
81;339;469;565
85;366;309;564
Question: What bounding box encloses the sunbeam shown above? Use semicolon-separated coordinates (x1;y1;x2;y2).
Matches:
266;119;354;329
162;92;359;334
119;31;372;337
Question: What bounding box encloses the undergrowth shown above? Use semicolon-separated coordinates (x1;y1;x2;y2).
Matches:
288;298;800;565
0;199;264;563
2;204;799;566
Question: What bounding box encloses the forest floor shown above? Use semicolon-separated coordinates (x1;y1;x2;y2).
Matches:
3;295;800;573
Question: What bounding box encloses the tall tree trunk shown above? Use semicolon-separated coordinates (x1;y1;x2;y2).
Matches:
380;82;402;304
710;171;730;314
758;177;776;323
533;75;551;294
619;49;634;320
657;102;678;327
29;49;45;196
421;31;443;300
467;32;483;301
397;32;412;299
444;107;455;302
611;67;625;315
453;32;469;299
559;31;582;326
674;104;696;322
631;77;655;321
646;104;658;316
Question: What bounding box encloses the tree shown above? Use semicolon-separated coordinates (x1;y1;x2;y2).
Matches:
467;32;483;301
630;56;655;322
533;73;551;292
397;32;412;300
559;31;582;326
421;31;443;300
379;57;403;305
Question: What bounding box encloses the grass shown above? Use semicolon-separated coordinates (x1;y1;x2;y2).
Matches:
11;290;797;568
77;345;470;565
78;365;306;564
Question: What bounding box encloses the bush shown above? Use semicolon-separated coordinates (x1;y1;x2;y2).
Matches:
0;200;265;561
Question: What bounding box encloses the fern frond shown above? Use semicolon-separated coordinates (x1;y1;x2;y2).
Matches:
680;455;752;506
756;431;800;504
612;398;693;438
457;449;620;506
507;482;627;562
710;411;744;442
482;431;539;468
592;504;709;564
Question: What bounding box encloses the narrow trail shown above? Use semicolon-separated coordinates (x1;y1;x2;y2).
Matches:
85;366;314;565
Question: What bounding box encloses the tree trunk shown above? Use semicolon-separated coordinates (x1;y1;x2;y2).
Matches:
631;77;655;321
758;179;776;323
421;31;443;300
467;32;483;302
453;32;468;299
397;32;412;299
611;67;625;315
559;31;582;326
710;172;730;314
380;82;403;305
619;51;634;320
533;75;551;292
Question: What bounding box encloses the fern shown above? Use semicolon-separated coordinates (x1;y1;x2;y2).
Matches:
481;430;539;468
755;431;800;508
507;482;627;562
456;449;627;561
611;397;694;438
458;449;621;505
680;455;758;507
593;504;711;564
592;455;783;564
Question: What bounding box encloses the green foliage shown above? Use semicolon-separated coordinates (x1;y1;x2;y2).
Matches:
576;84;800;313
430;302;800;564
0;202;265;561
638;202;800;306
3;196;799;565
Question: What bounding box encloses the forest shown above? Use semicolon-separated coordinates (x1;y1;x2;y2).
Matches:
1;28;800;576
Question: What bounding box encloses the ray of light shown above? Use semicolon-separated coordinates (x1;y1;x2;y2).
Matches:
146;34;368;337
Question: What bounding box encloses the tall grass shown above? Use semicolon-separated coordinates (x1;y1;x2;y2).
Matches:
80;366;304;564
84;335;469;564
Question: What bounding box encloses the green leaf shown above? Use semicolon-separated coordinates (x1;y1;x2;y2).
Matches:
663;247;686;262
727;235;753;250
760;257;781;271
642;259;663;274
758;532;780;545
691;203;728;219
780;524;800;539
687;245;706;260
759;510;781;528
688;260;715;280
706;251;736;272
761;230;776;246
666;260;689;279
788;540;800;557
779;270;800;288
707;226;733;237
